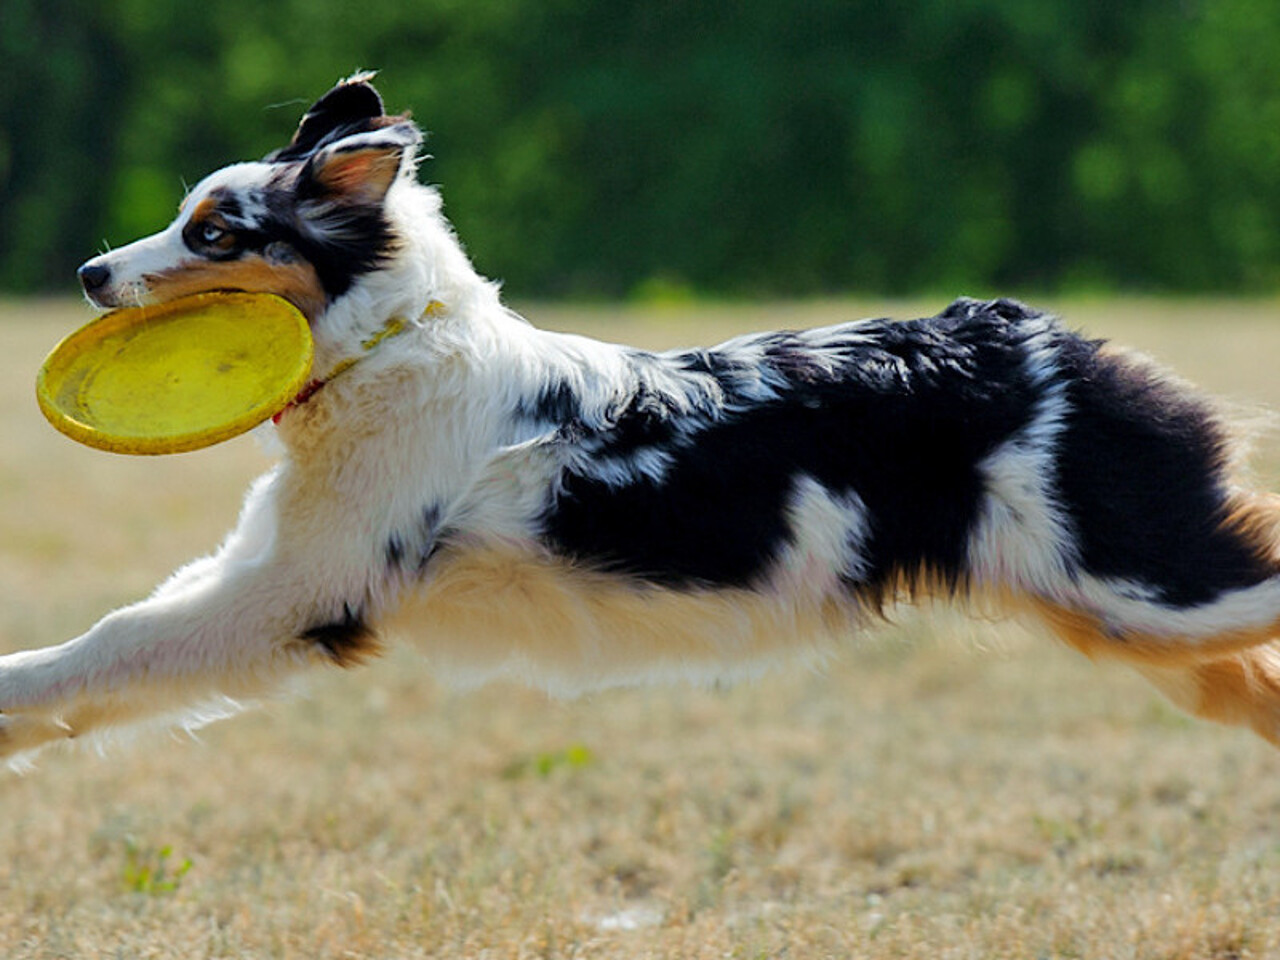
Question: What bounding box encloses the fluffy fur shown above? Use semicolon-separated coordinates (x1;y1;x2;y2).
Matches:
6;74;1280;767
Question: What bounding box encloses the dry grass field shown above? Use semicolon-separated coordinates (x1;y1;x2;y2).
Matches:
3;296;1280;959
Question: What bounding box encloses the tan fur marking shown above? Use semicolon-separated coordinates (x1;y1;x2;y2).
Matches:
390;546;859;690
1189;649;1280;743
187;195;218;224
1223;490;1280;567
395;541;1280;685
1139;646;1280;745
328;633;385;668
146;258;327;319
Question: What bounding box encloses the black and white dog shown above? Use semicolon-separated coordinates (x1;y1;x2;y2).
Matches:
4;74;1280;766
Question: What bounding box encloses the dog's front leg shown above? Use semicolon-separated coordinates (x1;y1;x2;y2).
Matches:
0;472;372;764
0;555;336;762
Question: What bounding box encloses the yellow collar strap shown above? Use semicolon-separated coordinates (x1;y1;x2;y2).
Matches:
274;300;444;422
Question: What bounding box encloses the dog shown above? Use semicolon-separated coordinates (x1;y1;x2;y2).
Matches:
4;73;1280;768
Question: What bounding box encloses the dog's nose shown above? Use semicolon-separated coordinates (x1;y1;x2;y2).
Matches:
77;262;112;295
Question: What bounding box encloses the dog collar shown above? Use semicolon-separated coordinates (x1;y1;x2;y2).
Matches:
273;300;444;423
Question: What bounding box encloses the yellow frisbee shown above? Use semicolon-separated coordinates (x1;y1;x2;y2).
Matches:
36;292;313;455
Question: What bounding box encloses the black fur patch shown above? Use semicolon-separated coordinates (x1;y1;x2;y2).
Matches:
386;506;443;576
191;177;397;300
516;380;583;430
301;604;380;666
275;193;397;299
1055;340;1273;606
268;78;387;163
539;299;1042;597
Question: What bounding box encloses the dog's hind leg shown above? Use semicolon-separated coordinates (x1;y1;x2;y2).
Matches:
1032;337;1280;736
0;469;379;766
1137;644;1280;745
1023;489;1280;741
1033;340;1280;664
971;330;1280;741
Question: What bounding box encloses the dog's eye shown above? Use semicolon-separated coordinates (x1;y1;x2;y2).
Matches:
199;223;227;246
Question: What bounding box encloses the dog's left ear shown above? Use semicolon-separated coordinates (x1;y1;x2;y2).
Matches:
290;76;386;155
298;122;422;205
269;73;388;162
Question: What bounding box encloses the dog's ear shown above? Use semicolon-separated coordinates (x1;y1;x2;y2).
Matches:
297;122;422;204
270;73;387;162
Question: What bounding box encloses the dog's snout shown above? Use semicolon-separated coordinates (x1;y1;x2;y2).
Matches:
77;262;112;296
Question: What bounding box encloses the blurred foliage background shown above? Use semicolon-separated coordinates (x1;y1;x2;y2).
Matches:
2;0;1279;299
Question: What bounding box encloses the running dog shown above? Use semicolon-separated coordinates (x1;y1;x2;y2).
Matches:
5;74;1280;766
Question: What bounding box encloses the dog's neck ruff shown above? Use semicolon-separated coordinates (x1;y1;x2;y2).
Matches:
274;300;445;422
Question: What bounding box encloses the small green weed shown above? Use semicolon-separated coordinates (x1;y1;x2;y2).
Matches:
121;838;193;895
501;743;595;779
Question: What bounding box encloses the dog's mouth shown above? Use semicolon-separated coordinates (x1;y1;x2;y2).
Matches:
83;282;242;313
80;248;328;323
141;260;328;322
82;283;154;313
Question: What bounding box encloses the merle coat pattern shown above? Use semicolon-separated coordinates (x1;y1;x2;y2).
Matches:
4;75;1280;766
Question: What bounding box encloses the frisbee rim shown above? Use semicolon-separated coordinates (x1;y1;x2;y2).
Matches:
35;292;313;455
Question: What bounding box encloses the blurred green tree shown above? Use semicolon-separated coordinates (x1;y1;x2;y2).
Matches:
2;0;1276;297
